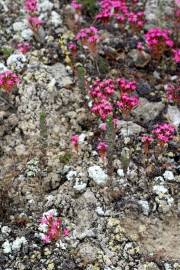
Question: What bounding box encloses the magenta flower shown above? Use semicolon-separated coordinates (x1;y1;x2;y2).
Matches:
0;70;20;92
17;42;31;54
145;27;174;59
97;141;108;160
28;16;43;30
24;0;38;13
90;79;115;100
39;210;68;244
117;94;139;117
152;123;175;144
172;49;180;63
117;78;137;93
71;0;82;11
91;100;113;120
165;83;180;104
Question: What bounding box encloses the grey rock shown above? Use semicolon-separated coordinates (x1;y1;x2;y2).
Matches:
166;106;180;129
145;0;174;28
88;165;108;186
48;63;73;87
133;98;165;124
120;121;144;136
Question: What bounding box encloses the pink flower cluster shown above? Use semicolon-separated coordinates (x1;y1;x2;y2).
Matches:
90;79;115;99
17;42;31;54
152;123;175;144
24;0;38;13
28;16;43;29
145;28;174;58
71;0;82;11
96;0;128;24
91;100;113;120
117;78;137;93
76;26;100;45
166;83;180;104
71;134;79;152
141;135;153;144
0;70;20;92
173;49;180;63
128;11;145;31
68;42;77;58
117;93;139;116
97;141;108;159
39;209;69;244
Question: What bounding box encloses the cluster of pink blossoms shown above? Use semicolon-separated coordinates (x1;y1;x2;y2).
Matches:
71;0;82;11
96;0;145;30
71;134;80;152
17;42;31;54
91;99;113;120
90;79;115;99
117;78;137;93
28;16;43;30
128;11;145;31
24;0;38;13
39;209;69;244
97;141;108;160
165;83;180;104
90;78;139;120
173;49;180;63
0;70;20;92
145;28;174;59
76;26;100;46
152;123;175;144
117;94;139;117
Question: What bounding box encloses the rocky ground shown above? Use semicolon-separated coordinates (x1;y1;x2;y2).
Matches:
0;0;179;269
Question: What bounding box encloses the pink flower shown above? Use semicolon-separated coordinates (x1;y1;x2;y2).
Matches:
99;123;107;131
42;234;51;244
24;0;38;13
165;83;180;104
0;70;20;92
28;16;43;30
141;135;153;144
17;42;31;54
91;99;113;120
71;0;82;11
71;134;79;152
90;79;115;100
97;141;108;160
63;228;70;237
152;123;175;143
175;0;180;7
117;78;137;93
173;49;180;63
117;94;139;116
145;27;174;59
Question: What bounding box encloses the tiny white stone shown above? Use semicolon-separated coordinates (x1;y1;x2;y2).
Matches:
153;185;168;195
12;237;27;251
73;180;87;192
88;165;108;186
67;170;77;181
95;207;105;216
21;29;33;41
51;11;62;27
79;134;86;144
39;0;53;12
7;53;26;71
2;240;12;254
163;170;174;181
13;22;27;32
138;200;150;216
1;226;11;235
0;63;8;73
117;169;125;177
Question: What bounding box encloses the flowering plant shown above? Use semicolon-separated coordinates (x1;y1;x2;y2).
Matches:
24;0;38;14
39;209;69;244
145;27;174;60
152;123;175;144
0;70;20;92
